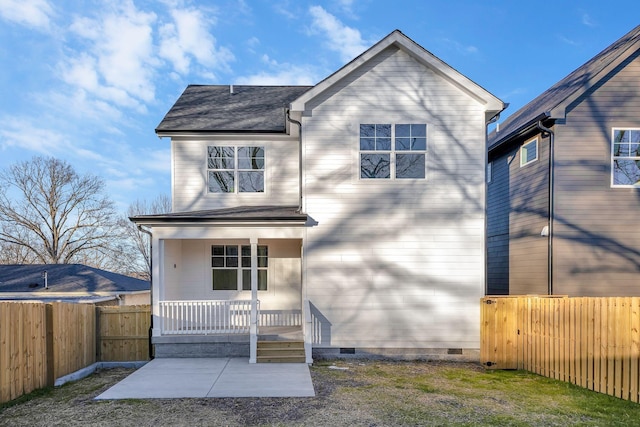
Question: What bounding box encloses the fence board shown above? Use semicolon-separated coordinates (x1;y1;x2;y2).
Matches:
481;296;640;404
97;306;150;362
631;297;640;403
1;302;150;404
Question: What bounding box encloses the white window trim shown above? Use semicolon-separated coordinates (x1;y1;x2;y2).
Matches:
206;145;266;194
211;244;268;292
520;138;538;167
358;123;428;180
611;127;640;188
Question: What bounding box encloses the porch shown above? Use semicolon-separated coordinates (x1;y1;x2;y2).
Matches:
153;299;312;363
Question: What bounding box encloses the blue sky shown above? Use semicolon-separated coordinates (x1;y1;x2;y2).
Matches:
0;0;638;211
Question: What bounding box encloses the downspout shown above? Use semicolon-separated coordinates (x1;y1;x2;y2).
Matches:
286;109;304;213
537;120;554;295
137;224;154;359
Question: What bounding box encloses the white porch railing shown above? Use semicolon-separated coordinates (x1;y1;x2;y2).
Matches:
259;309;302;327
160;300;256;335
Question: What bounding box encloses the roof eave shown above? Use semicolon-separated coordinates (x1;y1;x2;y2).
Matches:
291;30;503;113
489;112;552;153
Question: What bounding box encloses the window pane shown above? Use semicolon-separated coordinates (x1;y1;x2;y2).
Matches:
360;124;375;137
614;129;629;143
212;246;224;256
258;270;268;290
412;137;427;151
238;171;264;192
241;245;251;256
212;257;224;267
208;146;235;158
241;270;268;290
242;270;251;290
257;246;268;257
360;138;375;150
613;159;640;186
238;146;265;169
208;171;234;192
361;154;390;178
377;138;391;151
226;246;238;256
411;124;426;137
241;257;251;267
376;124;391;138
396;154;426;179
396;138;411;151
213;269;237;290
395;124;410;138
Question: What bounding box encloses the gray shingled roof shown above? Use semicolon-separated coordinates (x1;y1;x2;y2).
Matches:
131;205;307;224
489;24;640;151
155;85;312;133
0;264;149;293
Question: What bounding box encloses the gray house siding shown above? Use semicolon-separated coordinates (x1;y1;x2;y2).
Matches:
487;130;550;295
551;51;640;296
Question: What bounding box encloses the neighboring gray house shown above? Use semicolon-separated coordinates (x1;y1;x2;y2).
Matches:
133;30;504;362
0;264;150;305
487;25;640;296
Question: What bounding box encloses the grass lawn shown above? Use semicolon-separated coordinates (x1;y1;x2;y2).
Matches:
1;360;639;426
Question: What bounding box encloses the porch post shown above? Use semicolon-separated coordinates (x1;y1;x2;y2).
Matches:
249;237;258;363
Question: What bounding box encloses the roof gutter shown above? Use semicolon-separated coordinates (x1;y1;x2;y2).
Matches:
489;112;551;154
537;120;555;296
286;109;304;213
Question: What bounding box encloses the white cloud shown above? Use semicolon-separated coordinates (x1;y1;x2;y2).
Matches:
62;2;159;113
308;5;369;62
0;0;54;31
440;38;479;55
159;7;234;76
0;116;72;155
236;55;319;85
581;12;597;28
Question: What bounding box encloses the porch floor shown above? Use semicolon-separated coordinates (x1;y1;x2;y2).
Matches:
95;358;315;399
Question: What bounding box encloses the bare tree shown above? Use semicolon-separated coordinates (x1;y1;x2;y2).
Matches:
120;194;171;279
0;156;120;265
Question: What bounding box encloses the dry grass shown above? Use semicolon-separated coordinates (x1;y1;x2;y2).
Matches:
1;360;639;426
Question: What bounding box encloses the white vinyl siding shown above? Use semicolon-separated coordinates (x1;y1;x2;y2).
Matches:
172;138;299;211
302;46;486;349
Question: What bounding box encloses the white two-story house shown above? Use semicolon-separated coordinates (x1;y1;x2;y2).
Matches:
132;30;504;363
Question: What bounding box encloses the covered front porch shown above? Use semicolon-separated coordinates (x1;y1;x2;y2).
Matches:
132;206;310;363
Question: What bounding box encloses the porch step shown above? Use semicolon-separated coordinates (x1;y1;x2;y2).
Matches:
257;340;305;363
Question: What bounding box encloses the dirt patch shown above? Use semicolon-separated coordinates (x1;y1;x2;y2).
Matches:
1;360;639;426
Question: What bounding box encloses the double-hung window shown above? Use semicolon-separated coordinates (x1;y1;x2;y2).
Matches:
212;245;268;291
207;146;264;193
612;128;640;187
359;123;427;179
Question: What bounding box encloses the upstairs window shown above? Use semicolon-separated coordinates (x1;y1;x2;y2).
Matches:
360;123;427;179
207;146;264;193
520;138;538;167
612;129;640;187
212;245;268;291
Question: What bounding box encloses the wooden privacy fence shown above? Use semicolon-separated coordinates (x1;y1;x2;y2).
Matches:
481;296;640;403
97;305;150;361
0;302;150;404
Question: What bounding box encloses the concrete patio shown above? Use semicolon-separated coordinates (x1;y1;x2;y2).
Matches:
95;358;315;399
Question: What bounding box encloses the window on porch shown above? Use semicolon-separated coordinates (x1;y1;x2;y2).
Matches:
212;245;268;291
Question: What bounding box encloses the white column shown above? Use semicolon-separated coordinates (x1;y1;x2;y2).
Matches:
249;237;258;363
152;238;163;338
